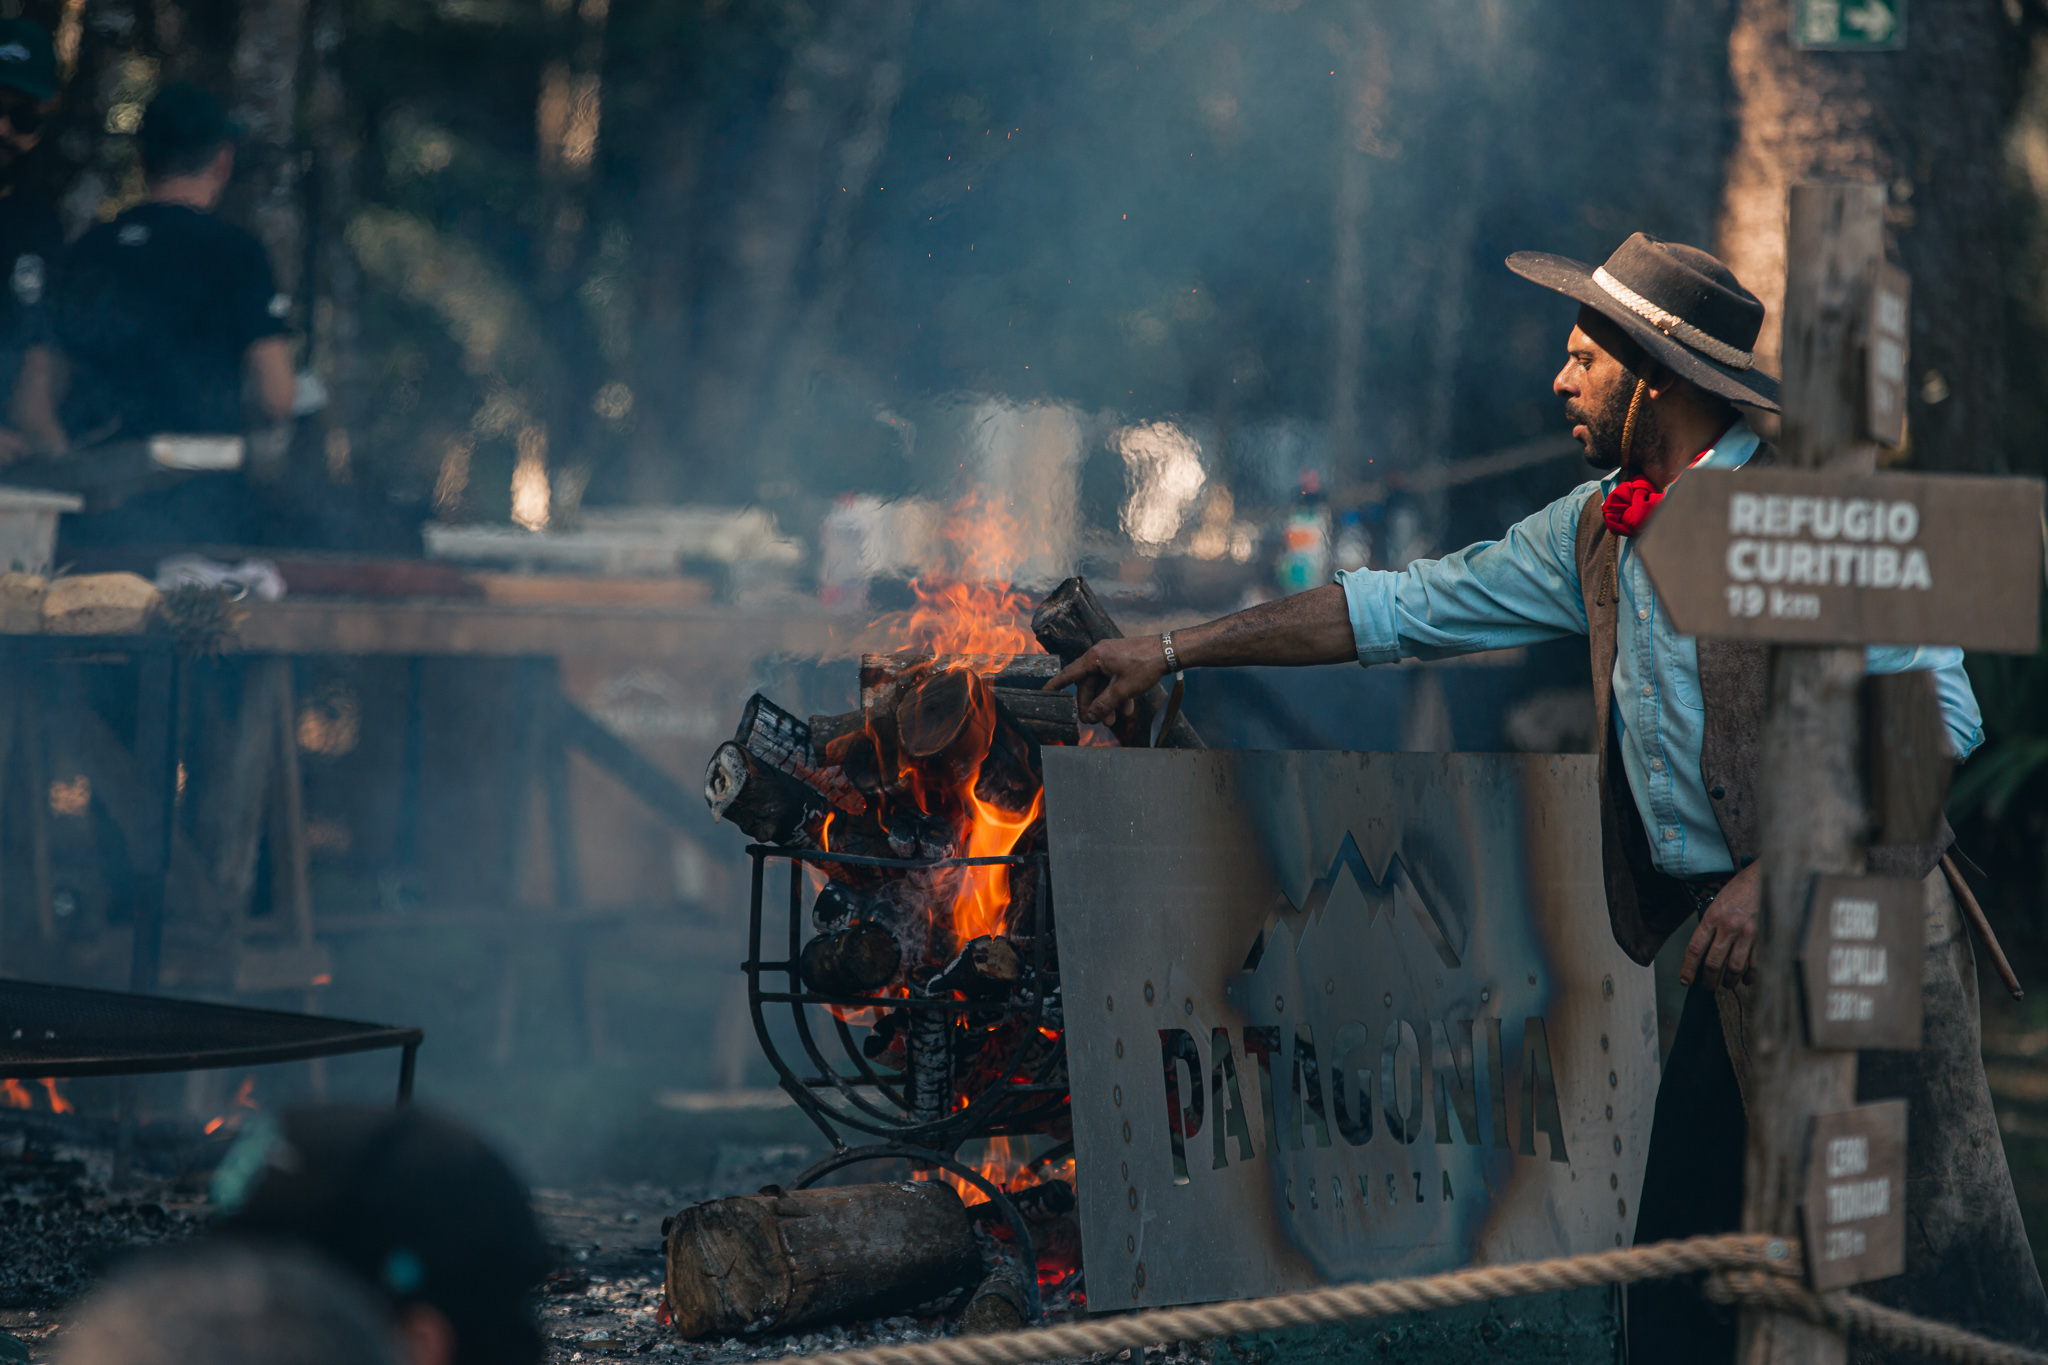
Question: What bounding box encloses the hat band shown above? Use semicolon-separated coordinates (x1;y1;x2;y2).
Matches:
1593;267;1754;372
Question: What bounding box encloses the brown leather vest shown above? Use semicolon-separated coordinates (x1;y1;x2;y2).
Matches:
1571;448;1950;965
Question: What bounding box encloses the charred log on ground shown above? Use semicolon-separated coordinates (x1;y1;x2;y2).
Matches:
663;1182;979;1339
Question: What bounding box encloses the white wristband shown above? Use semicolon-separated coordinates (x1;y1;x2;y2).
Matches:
1160;631;1181;672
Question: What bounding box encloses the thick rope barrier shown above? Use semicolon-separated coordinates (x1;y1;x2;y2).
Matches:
755;1234;2048;1365
1706;1271;2048;1365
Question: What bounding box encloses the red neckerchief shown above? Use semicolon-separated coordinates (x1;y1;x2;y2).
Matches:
1602;423;1736;538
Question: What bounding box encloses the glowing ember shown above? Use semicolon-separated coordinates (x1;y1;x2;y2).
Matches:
38;1078;71;1114
1;1078;30;1109
204;1076;259;1136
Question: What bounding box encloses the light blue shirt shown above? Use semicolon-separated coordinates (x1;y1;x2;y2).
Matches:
1336;420;1984;878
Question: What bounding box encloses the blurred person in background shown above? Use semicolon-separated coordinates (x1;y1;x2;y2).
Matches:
211;1105;554;1365
0;18;64;463
59;1241;402;1365
19;80;293;457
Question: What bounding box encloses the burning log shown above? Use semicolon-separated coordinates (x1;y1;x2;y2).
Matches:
962;1259;1030;1334
663;1182;980;1339
806;709;865;768
799;921;902;997
895;668;996;785
1032;576;1204;750
931;935;1023;999
907;970;952;1128
735;693;864;814
989;688;1079;748
813;882;874;930
704;743;827;844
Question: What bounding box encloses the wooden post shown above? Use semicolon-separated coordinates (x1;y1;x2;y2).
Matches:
1738;182;1887;1365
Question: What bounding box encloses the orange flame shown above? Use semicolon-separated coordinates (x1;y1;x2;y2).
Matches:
38;1078;71;1114
864;494;1041;659
2;1078;30;1109
926;1134;1038;1202
954;782;1044;942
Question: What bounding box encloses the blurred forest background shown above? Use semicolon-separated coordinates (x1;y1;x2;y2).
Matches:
12;0;2048;1256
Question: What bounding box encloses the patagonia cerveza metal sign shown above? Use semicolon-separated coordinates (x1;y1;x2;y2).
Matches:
1042;750;1656;1309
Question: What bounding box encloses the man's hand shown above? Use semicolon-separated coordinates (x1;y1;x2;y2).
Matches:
1044;636;1169;725
1678;859;1763;990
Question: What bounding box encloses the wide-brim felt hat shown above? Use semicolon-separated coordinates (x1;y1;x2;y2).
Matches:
1507;233;1780;413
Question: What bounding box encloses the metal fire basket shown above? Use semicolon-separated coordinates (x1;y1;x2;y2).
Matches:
743;843;1069;1310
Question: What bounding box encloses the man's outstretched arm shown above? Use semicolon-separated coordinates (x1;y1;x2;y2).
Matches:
1043;582;1355;725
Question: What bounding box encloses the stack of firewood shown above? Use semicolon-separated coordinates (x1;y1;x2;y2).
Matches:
700;578;1203;1125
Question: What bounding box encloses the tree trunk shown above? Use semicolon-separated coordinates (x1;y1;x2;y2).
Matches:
681;0;918;500
1715;0;2022;472
227;0;308;301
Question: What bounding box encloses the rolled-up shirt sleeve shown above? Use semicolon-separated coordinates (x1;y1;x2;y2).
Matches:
1865;644;1984;762
1336;483;1596;666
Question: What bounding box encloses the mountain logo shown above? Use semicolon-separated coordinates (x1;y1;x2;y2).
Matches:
1242;832;1464;972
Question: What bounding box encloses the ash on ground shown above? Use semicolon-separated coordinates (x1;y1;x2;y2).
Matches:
0;1113;215;1360
0;1123;1099;1365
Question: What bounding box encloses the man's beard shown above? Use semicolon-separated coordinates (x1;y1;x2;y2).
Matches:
1568;379;1656;472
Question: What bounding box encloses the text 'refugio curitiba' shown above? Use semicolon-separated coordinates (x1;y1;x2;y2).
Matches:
1722;493;1930;620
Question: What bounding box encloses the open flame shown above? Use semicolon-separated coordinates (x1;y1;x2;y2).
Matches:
860;493;1050;953
3;1077;72;1112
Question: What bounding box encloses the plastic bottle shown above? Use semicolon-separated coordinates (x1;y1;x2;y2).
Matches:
1275;471;1332;595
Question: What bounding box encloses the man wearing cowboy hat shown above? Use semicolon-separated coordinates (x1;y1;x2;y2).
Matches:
1049;234;2048;1358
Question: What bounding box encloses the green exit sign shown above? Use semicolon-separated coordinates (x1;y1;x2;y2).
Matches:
1792;0;1905;49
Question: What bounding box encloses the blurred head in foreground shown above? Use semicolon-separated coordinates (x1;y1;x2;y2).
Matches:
60;1242;400;1365
213;1105;553;1365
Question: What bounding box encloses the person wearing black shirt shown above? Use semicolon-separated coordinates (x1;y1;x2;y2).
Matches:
27;81;294;452
0;19;64;463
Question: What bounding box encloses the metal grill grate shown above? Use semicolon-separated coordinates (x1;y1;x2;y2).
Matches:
0;978;421;1100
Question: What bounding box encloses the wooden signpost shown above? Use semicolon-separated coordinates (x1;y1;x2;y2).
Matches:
1662;183;2047;1364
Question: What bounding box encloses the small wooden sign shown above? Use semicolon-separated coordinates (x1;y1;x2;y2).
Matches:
1799;875;1923;1051
1802;1099;1907;1290
1792;0;1905;50
1866;264;1910;448
1634;467;2044;653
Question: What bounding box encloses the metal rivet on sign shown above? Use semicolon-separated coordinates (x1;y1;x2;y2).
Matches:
1144;981;1155;1003
1128;1186;1140;1210
1600;1035;1610;1052
1113;1085;1123;1107
1106;995;1114;1012
1612;1136;1622;1155
1383;992;1394;1008
1528;973;1537;985
1603;975;1614;999
1136;1261;1147;1287
1127;1235;1136;1253
1115;1039;1124;1058
1616;1199;1626;1217
1325;979;1335;995
1606;1106;1614;1121
1480;989;1490;1003
1275;995;1285;1012
1766;1240;1789;1262
1121;1161;1129;1180
1123;1120;1132;1144
1610;1174;1619;1190
1609;1072;1618;1088
1184;998;1193;1015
